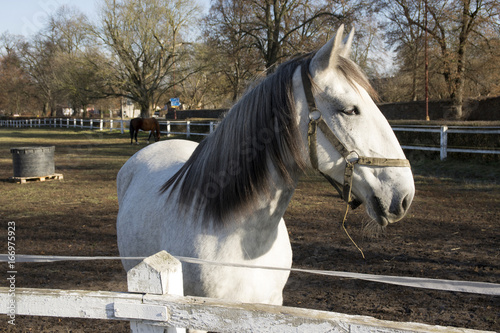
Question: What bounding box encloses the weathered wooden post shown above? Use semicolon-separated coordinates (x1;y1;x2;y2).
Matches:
124;251;185;333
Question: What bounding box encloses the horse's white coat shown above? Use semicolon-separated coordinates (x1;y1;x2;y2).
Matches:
117;26;415;333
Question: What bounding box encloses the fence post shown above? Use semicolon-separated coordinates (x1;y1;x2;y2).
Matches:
166;121;171;137
440;125;448;161
186;121;191;138
120;120;124;134
126;251;185;333
110;119;113;131
99;119;103;131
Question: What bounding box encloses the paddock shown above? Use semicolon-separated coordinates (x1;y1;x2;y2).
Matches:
0;128;498;332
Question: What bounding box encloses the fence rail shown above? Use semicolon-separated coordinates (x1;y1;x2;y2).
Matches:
392;125;500;160
0;118;217;138
1;118;499;160
0;251;493;332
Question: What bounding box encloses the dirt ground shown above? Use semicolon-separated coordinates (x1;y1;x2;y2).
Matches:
0;129;498;332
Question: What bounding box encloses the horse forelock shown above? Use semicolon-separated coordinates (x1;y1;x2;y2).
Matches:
161;55;313;228
336;56;379;102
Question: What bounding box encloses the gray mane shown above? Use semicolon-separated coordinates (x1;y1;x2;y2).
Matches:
161;54;313;226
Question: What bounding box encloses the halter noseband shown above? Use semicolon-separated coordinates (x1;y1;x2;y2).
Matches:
301;62;411;209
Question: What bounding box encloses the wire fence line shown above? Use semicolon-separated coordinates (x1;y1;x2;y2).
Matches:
2;118;499;160
0;253;497;296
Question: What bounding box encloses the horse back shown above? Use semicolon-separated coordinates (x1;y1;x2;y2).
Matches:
117;139;197;204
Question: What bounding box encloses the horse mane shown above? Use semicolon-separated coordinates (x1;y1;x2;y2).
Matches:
161;54;316;226
161;52;376;227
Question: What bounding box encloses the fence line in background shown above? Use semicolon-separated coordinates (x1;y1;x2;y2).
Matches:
0;118;217;138
392;125;500;160
1;118;499;160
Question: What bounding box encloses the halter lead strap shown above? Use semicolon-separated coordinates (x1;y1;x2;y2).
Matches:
301;63;410;209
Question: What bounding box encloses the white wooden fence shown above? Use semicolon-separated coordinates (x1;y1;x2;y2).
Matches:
1;118;499;159
0;117;217;138
0;251;494;332
392;125;500;160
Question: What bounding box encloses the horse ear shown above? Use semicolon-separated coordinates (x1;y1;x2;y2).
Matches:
310;25;354;73
341;27;355;58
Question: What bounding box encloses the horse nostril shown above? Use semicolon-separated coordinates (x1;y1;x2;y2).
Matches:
401;194;410;212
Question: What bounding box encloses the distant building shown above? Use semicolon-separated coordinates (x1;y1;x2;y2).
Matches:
121;98;141;118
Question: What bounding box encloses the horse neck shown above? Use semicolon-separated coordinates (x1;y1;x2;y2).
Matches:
222;159;300;260
164;58;307;230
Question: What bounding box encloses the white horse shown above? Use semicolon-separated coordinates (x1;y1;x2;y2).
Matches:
117;26;415;330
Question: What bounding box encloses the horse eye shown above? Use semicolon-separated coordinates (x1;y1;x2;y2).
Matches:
342;107;359;115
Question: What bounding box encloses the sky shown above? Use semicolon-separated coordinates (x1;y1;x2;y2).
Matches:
0;0;98;37
0;0;210;37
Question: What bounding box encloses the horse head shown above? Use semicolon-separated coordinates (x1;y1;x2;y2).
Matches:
297;25;415;226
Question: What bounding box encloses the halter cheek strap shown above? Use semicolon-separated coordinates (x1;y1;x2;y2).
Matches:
301;63;410;209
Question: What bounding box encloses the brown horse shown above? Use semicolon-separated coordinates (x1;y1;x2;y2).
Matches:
129;117;161;144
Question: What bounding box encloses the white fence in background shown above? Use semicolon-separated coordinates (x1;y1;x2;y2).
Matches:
1;118;499;160
0;251;494;333
0;118;216;138
392;125;500;160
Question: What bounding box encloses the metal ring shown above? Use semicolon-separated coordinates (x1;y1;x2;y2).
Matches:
346;151;359;164
309;110;321;121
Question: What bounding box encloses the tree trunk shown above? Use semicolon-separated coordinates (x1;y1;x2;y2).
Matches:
139;102;151;118
42;102;48;117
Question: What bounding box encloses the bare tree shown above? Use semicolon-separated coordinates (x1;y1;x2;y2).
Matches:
202;0;382;106
0;34;37;115
204;0;264;103
17;34;61;116
243;0;344;71
8;5;97;117
48;6;106;116
385;0;500;119
95;0;201;117
206;0;349;75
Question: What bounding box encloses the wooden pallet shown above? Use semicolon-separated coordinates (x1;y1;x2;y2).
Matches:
9;173;64;184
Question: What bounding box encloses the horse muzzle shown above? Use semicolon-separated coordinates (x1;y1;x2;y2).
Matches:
363;179;415;226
